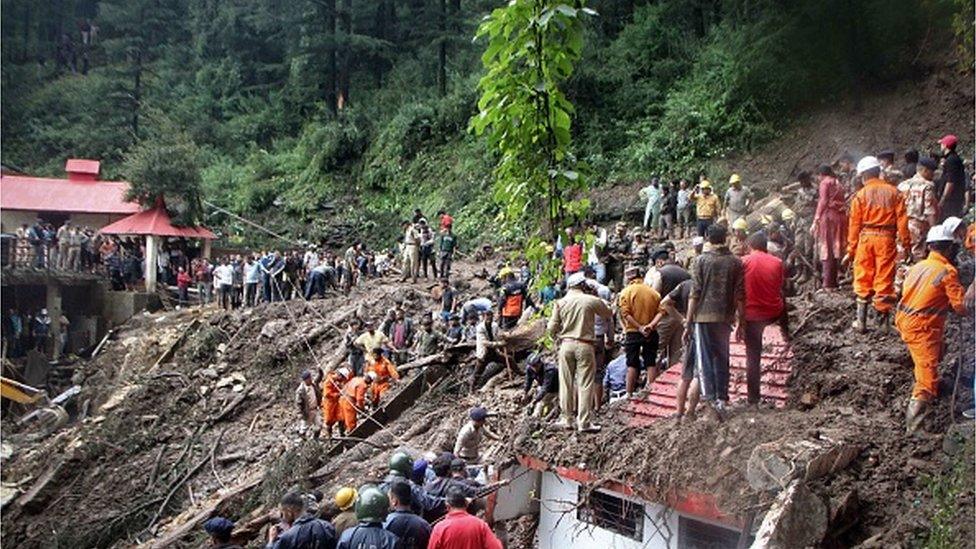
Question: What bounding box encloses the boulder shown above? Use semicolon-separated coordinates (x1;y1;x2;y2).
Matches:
751;480;828;549
746;434;861;492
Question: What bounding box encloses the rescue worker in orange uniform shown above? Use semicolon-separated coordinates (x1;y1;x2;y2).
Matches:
320;366;350;439
843;156;910;332
365;348;400;404
895;224;972;433
339;372;375;433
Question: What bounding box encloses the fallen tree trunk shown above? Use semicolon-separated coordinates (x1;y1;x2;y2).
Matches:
147;477;262;549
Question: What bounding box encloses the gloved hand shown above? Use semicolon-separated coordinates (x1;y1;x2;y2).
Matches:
840;254;852;268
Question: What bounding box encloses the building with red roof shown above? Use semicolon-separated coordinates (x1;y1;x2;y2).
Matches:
0;158;141;232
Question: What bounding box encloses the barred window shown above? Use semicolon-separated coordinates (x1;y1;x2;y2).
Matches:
576;487;644;541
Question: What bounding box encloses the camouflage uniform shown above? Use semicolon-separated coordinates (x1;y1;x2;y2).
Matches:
897;174;938;262
605;232;632;291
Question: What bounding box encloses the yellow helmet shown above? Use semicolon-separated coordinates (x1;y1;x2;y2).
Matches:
732;218;748;231
498;266;514;278
729;174;742;184
699;180;712;189
781;208;796;221
335;487;358;511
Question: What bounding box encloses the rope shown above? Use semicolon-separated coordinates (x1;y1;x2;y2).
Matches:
203;200;302;245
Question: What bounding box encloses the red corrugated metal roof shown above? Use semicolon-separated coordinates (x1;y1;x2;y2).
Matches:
0;174;140;215
99;206;216;239
624;330;792;425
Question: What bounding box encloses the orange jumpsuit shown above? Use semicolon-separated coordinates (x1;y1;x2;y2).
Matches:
339;377;369;432
365;355;400;404
320;371;346;428
847;178;910;313
965;223;975;253
895;251;967;400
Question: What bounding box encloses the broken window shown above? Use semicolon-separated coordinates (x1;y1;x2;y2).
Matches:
576;486;644;541
678;515;745;548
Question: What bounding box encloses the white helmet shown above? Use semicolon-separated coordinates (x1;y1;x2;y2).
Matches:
925;225;954;244
856;156;881;175
942;216;964;236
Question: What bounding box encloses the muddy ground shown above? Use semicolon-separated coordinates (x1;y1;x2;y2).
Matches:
517;291;975;547
2;253;974;548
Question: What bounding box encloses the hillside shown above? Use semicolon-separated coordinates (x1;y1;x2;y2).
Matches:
2;0;972;247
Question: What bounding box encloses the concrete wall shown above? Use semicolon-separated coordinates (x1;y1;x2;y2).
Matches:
536;472;679;549
493;465;540;522
100;290;159;326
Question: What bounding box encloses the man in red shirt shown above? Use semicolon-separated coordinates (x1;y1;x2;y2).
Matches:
562;227;583;275
437;209;454;231
427;487;502;549
739;232;788;406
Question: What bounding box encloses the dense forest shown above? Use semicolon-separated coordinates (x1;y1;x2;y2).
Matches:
1;0;971;245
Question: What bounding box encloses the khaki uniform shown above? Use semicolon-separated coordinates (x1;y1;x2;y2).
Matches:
402;226;420;280
295;382;321;433
547;289;612;428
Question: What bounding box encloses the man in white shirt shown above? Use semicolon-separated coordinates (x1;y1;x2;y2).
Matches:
212;258;235;310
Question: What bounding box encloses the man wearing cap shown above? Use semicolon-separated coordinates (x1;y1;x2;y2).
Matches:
337;486;400;549
203;517;240;548
295;370;321;437
497;268;534;329
618;265;661;398
678;236;705;270
547;271;613;432
897;157;939;262
724;174;752;226
936;134;966;220
690;180;722;237
605;222;632;291
845;156;911;332
454;406;500;462
877;149;904;185
896;224;973;432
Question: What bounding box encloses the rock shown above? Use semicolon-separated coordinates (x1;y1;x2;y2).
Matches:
260;319;289;340
0;483;20;510
747;434;861;492
827;489;860;538
751;480;828;549
99;385;139;412
196;368;218;380
216;377;234;389
199;386;210;396
799;392;819;407
217;343;227;354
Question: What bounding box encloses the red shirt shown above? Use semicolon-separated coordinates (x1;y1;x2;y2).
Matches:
742;250;784;321
440;213;454;230
563;243;583;273
176;271;192;289
427;509;502;549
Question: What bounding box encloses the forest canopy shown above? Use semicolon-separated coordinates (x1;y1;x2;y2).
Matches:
1;0;970;245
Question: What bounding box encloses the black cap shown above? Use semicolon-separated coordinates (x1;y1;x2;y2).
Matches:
918;157;938;170
877;149;895;160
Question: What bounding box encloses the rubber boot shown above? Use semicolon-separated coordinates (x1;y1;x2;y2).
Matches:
905;398;929;434
876;311;891;333
852;300;868;333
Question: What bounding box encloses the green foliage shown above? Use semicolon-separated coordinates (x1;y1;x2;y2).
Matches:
472;0;594;242
123;115;205;225
919;442;974;548
1;0;968;252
